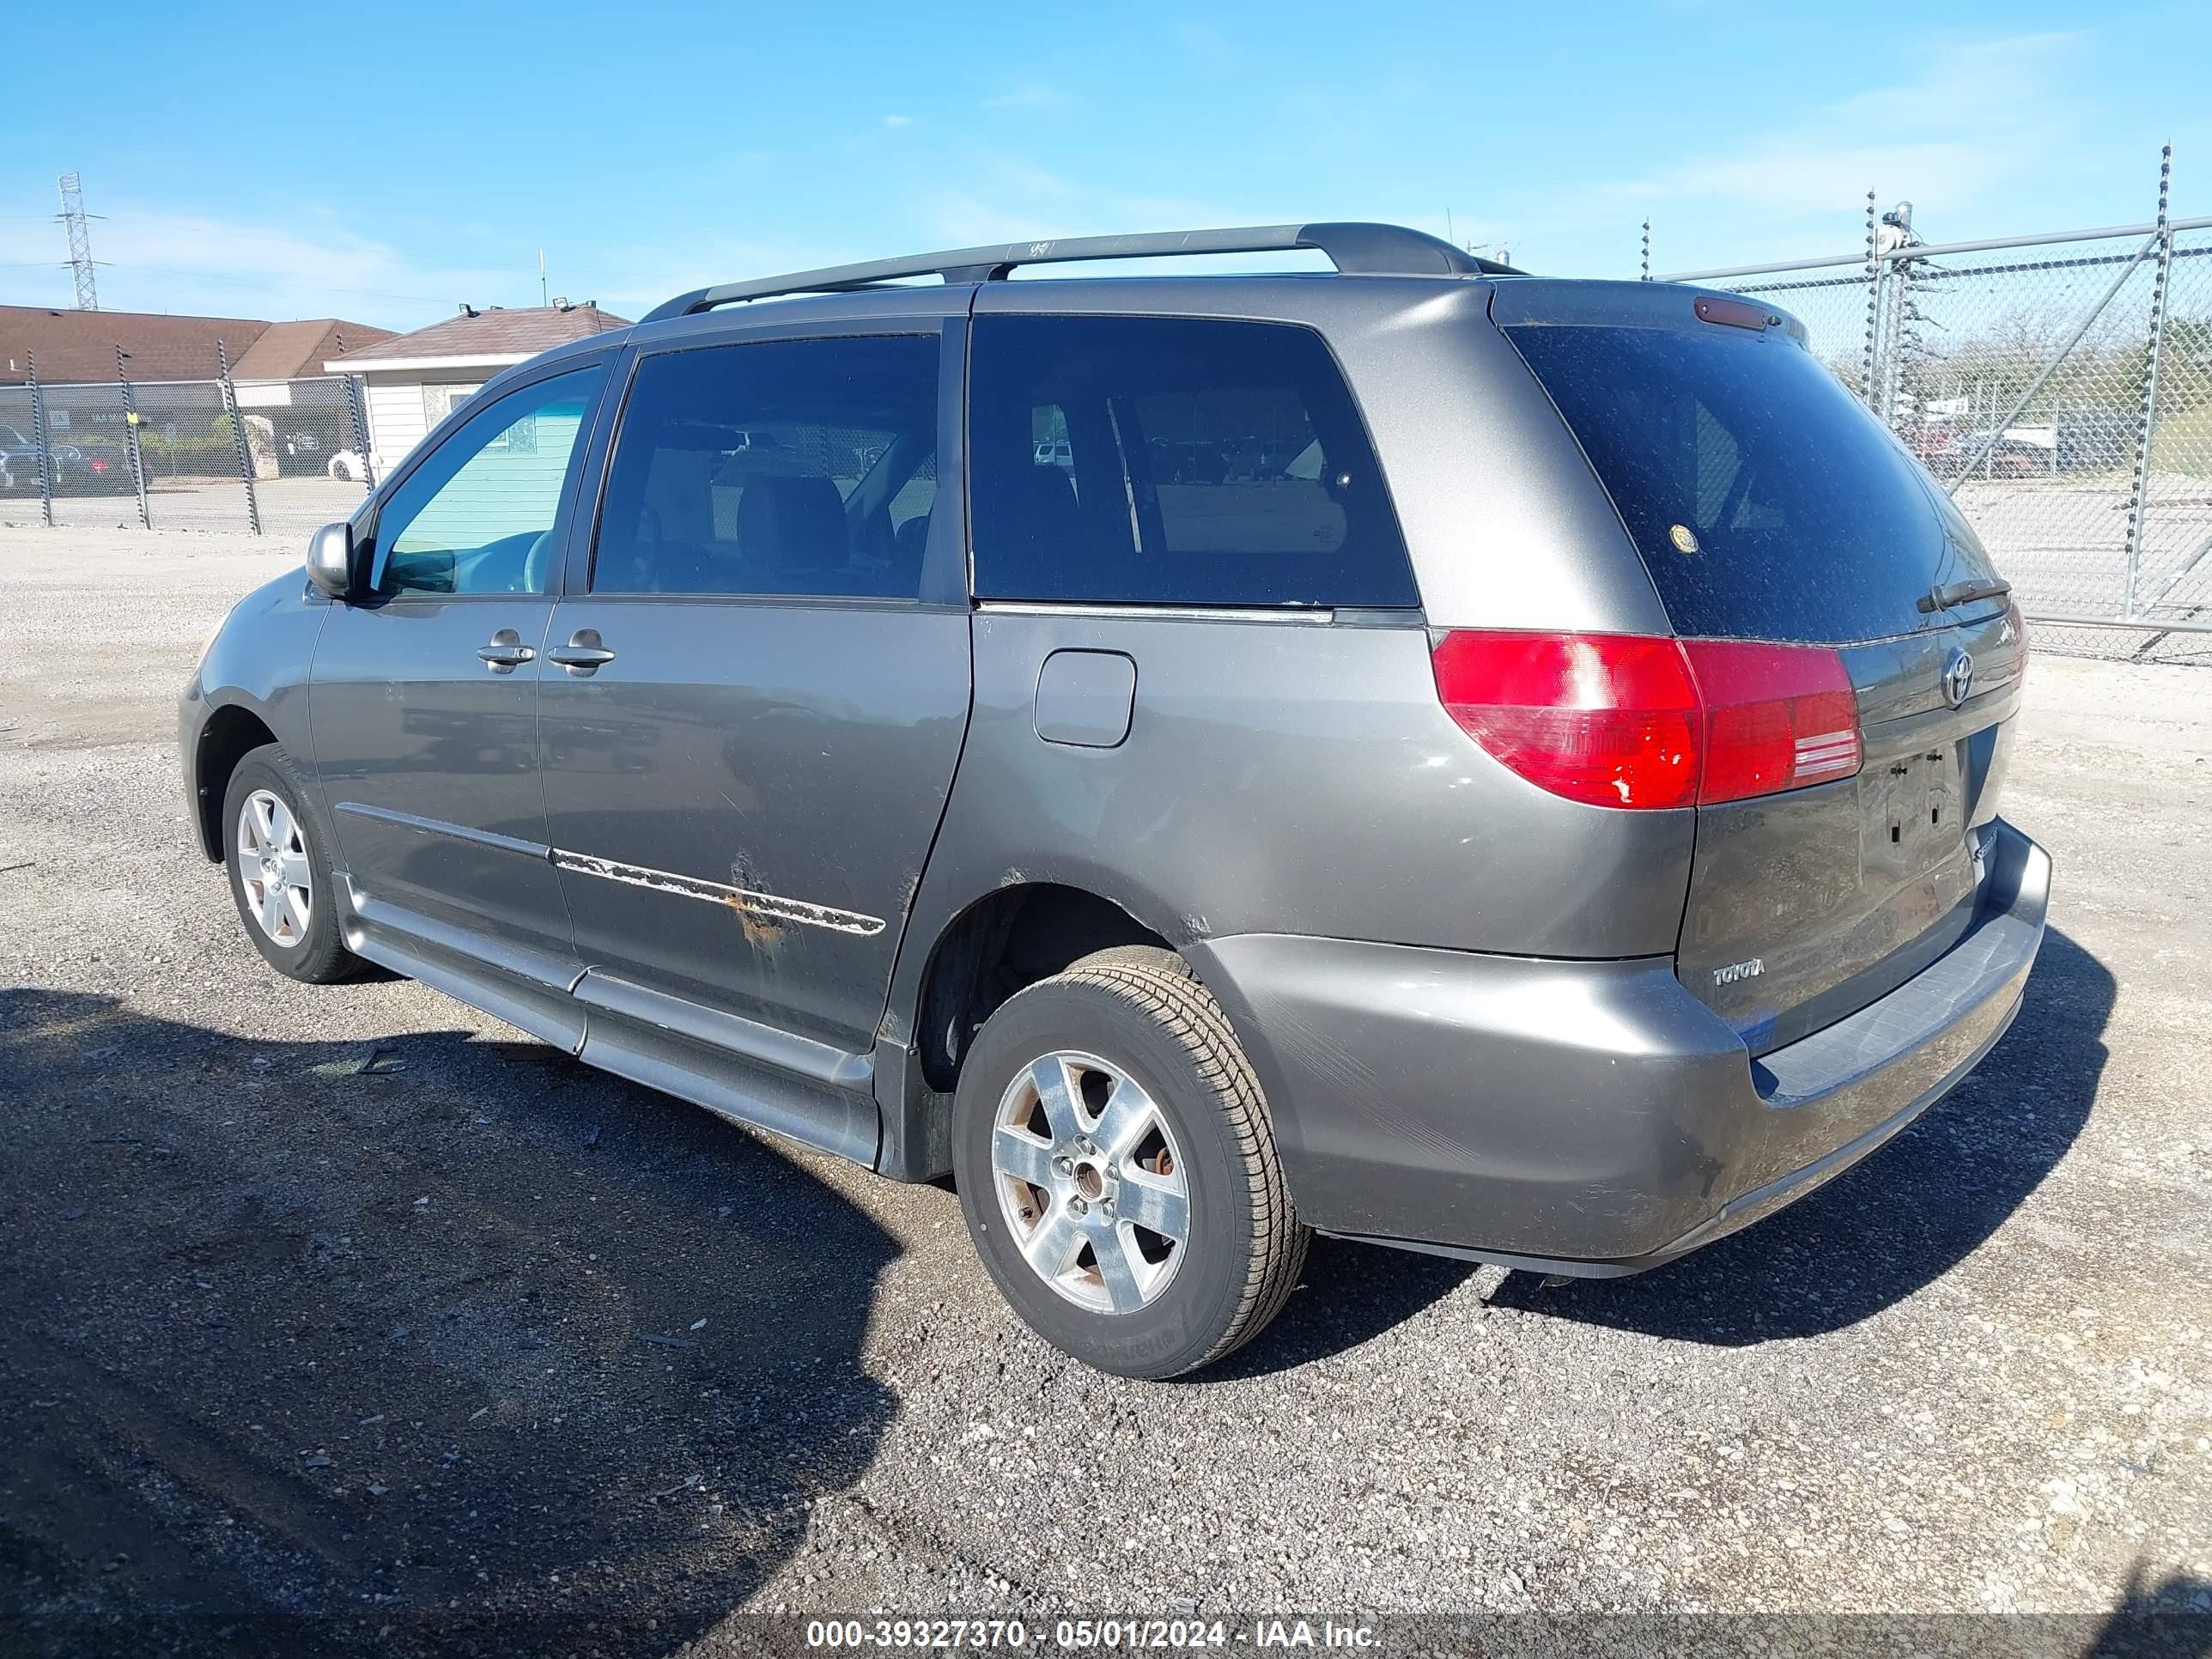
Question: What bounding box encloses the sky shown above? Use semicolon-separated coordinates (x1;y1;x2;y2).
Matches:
2;1;2207;333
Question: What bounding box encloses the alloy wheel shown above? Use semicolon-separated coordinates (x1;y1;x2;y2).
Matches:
235;788;313;947
991;1049;1190;1314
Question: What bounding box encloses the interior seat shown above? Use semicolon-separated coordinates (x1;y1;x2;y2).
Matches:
735;475;850;594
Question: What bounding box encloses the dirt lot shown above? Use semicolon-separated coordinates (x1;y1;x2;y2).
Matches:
2;475;370;540
2;525;2209;1656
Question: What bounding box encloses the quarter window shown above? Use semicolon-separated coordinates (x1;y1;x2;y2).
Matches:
969;315;1417;607
592;335;940;599
373;368;602;599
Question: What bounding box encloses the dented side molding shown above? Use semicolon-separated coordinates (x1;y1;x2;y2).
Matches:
548;848;887;939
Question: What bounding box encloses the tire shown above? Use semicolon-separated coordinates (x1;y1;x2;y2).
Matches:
222;743;362;984
952;950;1308;1379
1072;943;1193;979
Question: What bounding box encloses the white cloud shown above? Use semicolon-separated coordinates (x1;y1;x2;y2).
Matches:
0;196;830;332
915;158;1271;268
984;80;1071;114
1173;21;1236;62
580;233;836;319
1612;33;2082;218
881;113;915;129
0;203;518;329
1452;30;2098;276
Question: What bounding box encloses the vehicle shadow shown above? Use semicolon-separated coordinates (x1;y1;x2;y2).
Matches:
2088;1565;2212;1657
1486;925;2113;1344
1205;1237;1475;1380
0;986;901;1658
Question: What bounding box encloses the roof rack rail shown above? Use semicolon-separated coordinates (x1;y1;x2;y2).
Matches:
641;222;1526;323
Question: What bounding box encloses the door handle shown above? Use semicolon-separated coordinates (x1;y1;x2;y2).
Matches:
547;629;616;676
477;628;536;672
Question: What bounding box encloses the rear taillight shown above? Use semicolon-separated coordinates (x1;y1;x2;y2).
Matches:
1430;632;1700;809
1680;638;1862;804
1431;630;1862;811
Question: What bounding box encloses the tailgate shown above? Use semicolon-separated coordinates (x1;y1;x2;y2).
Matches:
1678;614;2026;1050
1498;285;2030;1050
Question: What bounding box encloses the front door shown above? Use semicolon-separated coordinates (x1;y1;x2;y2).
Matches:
311;362;608;981
535;325;971;1056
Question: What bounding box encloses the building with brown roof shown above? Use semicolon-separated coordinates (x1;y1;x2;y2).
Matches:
232;319;392;381
0;305;393;387
323;300;629;471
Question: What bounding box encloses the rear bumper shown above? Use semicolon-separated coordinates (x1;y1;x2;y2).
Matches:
1186;818;2050;1274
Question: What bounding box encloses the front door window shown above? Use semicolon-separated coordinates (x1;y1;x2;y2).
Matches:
373;368;599;599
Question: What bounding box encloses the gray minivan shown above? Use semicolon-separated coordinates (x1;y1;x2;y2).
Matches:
182;224;2048;1378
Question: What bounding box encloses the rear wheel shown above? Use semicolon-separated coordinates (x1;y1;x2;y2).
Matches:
952;949;1306;1378
222;744;361;984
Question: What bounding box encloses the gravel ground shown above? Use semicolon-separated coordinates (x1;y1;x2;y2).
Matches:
2;526;2209;1656
1;476;369;540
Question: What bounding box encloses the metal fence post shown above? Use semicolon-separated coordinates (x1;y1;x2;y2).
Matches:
115;345;149;529
333;333;377;493
1859;191;1881;406
2121;144;2175;622
27;353;53;527
343;376;376;492
1883;255;1912;432
217;341;263;537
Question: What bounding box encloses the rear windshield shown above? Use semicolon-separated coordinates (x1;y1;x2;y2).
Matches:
1504;322;2000;643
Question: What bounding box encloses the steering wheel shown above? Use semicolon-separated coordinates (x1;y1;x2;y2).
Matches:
521;530;555;592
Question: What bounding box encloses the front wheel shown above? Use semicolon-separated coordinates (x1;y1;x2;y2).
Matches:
222;743;362;984
952;950;1308;1378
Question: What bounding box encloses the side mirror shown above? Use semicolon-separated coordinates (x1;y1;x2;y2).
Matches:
306;520;358;599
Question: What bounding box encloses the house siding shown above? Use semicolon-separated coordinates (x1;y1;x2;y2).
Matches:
388;402;586;556
363;374;483;469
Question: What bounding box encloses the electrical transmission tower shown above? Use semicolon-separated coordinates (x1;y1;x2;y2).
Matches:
58;172;100;310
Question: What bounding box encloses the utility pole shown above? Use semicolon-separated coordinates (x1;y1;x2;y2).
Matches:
539;247;549;307
58;172;99;311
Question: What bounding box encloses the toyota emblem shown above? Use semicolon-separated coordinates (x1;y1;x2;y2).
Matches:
1942;647;1975;708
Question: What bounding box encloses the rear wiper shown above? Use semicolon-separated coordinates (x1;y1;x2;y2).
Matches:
1917;575;2011;615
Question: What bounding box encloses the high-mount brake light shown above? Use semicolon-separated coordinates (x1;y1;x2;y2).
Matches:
1431;631;1863;811
1692;295;1770;331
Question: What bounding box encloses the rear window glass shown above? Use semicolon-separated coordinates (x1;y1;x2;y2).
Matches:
1504;323;2000;644
969;315;1417;608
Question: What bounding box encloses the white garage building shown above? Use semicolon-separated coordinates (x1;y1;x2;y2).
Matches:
324;300;629;477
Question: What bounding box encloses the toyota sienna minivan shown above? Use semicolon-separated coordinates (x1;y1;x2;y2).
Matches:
183;222;2047;1377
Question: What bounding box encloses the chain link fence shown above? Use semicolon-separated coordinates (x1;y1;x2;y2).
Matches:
0;369;373;539
1659;169;2212;664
